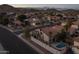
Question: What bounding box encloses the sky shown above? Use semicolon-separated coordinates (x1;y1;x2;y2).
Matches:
9;4;79;9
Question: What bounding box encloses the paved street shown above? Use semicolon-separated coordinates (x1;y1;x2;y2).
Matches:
0;27;38;54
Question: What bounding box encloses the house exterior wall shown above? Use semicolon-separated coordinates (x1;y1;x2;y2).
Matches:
34;29;50;43
42;31;49;43
74;41;79;47
72;47;79;54
77;15;79;19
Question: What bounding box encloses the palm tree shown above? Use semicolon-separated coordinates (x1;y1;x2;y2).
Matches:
23;21;31;39
53;20;73;43
23;26;31;39
64;20;73;31
49;32;53;45
63;20;74;53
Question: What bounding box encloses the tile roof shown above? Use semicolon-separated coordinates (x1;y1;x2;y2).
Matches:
73;37;79;42
73;20;79;25
41;25;63;36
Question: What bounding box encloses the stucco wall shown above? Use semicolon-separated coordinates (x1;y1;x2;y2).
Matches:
74;41;79;47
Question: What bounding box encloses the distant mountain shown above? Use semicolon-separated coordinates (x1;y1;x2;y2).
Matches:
62;9;79;14
0;4;14;8
0;4;16;13
0;4;30;14
0;4;64;13
0;4;79;14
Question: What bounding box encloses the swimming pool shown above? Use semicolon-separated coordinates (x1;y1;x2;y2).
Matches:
56;42;66;48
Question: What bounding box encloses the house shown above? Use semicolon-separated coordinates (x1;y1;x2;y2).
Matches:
73;37;79;47
68;25;78;35
77;15;79;19
31;25;64;44
73;20;79;25
30;25;67;53
28;17;41;26
71;37;79;53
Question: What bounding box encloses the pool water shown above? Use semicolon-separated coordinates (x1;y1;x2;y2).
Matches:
55;42;74;54
56;42;65;48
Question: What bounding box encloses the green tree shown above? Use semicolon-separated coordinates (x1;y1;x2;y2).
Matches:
60;20;74;46
0;14;3;24
54;29;68;42
0;13;9;25
17;15;27;22
2;18;9;25
53;20;73;43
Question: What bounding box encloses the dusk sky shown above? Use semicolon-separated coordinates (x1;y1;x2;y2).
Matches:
9;4;79;9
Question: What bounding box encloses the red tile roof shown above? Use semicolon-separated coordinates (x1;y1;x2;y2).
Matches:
41;25;63;36
73;37;79;42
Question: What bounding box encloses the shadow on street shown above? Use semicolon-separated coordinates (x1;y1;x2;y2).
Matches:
0;27;38;54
